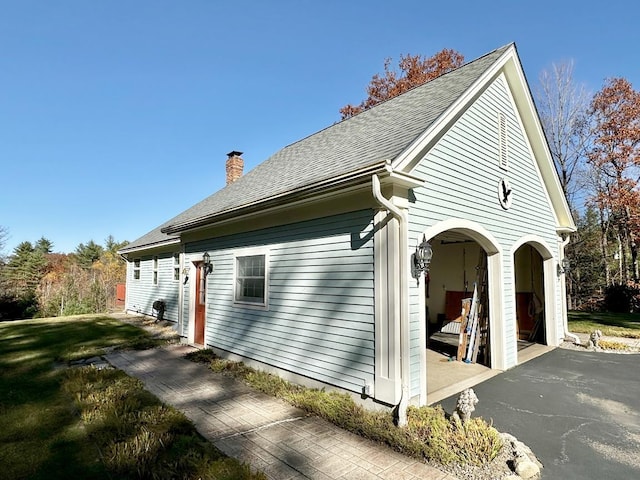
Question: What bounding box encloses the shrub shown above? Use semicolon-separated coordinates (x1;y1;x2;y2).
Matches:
603;283;640;313
406;406;502;465
597;339;630;351
0;292;39;320
575;293;604;313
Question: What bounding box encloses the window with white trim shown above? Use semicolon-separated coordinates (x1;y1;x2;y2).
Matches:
173;253;180;281
133;259;141;280
498;111;508;170
153;256;158;285
234;248;269;307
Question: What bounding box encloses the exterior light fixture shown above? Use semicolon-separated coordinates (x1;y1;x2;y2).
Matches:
414;235;433;275
203;252;213;276
557;257;568;276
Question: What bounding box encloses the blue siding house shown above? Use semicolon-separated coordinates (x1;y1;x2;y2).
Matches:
119;43;575;412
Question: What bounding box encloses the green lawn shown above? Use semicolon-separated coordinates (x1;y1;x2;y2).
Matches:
0;315;264;480
568;311;640;338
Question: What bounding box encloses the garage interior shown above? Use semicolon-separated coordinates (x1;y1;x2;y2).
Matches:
425;232;552;404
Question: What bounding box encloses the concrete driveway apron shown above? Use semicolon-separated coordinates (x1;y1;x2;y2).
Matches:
439;348;640;479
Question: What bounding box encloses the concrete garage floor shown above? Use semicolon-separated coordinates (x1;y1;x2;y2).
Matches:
426;332;553;405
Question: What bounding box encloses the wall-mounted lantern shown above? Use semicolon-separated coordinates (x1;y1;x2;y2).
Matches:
203;252;213;276
557;257;569;276
413;235;433;276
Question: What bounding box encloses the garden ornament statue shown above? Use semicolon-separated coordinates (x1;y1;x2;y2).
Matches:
452;388;479;424
588;329;603;350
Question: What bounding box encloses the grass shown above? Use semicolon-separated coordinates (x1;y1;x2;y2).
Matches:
0;315;264;480
568;311;640;338
63;366;263;480
186;349;503;466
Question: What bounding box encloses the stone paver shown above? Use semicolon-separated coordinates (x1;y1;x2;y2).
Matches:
107;344;454;480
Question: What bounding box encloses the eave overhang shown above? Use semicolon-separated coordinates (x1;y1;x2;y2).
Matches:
161;161;393;235
379;163;426;190
118;237;180;255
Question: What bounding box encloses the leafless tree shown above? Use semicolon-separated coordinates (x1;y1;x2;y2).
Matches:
536;61;592;211
0;226;8;257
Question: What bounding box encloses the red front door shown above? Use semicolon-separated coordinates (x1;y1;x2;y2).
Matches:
194;264;206;345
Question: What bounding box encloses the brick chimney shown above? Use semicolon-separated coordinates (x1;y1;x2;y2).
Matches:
226;150;244;185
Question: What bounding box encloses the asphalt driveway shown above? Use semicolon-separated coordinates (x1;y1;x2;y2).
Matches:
439;348;640;479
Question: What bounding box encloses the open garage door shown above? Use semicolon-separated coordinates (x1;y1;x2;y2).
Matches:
425;232;491;367
514;244;546;346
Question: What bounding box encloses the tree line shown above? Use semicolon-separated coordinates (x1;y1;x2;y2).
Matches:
344;49;640;312
0;229;128;320
536;65;640;311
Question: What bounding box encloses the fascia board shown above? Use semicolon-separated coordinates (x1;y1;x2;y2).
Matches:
501;53;577;232
118;238;181;255
379;165;427;189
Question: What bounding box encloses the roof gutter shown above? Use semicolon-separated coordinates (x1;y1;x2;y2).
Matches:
162;161;389;235
118;237;181;255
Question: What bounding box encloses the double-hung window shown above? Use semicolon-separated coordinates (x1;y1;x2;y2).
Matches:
133;259;141;280
173;253;180;281
234;248;269;308
153;256;159;285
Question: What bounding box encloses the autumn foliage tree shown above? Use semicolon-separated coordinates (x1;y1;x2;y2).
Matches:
0;236;128;319
37;237;129;317
588;77;640;285
340;48;464;119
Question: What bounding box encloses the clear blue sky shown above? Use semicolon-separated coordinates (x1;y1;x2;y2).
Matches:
1;1;638;255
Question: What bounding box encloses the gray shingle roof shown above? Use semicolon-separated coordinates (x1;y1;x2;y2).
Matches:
121;44;512;253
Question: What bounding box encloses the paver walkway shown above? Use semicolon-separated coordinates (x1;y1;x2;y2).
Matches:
107;344;456;480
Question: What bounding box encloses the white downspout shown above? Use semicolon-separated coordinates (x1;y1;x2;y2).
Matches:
560;234;580;344
372;174;410;426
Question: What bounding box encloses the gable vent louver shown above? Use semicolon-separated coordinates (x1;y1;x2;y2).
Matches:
498;112;508;170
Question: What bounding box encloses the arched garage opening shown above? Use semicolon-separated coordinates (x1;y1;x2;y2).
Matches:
512;237;558;360
418;220;508;404
418;219;504;375
425;232;491;366
514;244;545;344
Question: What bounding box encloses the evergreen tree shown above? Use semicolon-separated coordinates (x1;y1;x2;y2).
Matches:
1;241;47;318
34;237;54;254
74;240;104;268
566;207;609;309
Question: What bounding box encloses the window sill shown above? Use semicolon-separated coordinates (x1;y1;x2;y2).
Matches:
233;300;269;311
